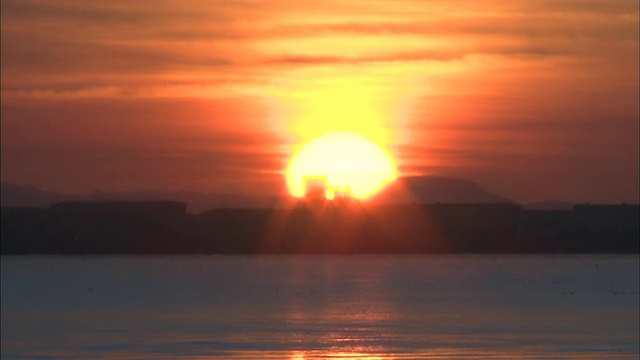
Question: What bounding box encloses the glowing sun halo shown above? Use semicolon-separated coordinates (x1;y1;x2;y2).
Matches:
286;132;397;200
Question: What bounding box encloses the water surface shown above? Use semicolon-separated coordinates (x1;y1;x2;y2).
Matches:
2;255;638;359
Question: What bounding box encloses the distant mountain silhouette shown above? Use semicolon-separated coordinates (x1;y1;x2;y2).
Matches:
2;176;514;213
0;183;288;213
0;183;80;208
372;176;515;204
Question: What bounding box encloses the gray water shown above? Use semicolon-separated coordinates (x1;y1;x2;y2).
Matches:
1;255;638;359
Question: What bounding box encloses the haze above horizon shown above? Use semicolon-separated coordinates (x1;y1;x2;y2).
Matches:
1;0;638;204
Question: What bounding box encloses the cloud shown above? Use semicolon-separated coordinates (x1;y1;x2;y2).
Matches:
3;0;636;96
1;0;637;202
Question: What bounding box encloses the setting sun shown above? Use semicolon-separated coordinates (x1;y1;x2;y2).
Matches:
286;132;397;200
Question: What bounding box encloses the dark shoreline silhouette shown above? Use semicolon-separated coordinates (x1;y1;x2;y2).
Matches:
0;176;516;213
2;200;638;255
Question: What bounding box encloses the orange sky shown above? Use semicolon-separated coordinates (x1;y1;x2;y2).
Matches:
1;0;638;203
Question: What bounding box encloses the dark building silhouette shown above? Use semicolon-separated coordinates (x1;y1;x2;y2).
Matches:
303;175;329;202
3;201;190;254
1;200;638;254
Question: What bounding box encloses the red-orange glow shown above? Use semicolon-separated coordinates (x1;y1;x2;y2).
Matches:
1;1;637;203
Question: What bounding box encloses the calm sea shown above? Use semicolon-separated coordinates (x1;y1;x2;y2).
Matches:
1;255;638;359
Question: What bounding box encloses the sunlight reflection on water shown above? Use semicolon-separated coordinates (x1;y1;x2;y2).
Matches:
1;255;638;359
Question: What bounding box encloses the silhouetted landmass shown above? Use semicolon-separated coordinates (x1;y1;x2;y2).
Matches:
372;176;515;204
2;200;637;254
0;183;81;208
0;183;285;213
523;200;576;211
1;176;514;213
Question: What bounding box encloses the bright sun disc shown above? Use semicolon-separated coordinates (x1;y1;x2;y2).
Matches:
286;132;397;200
